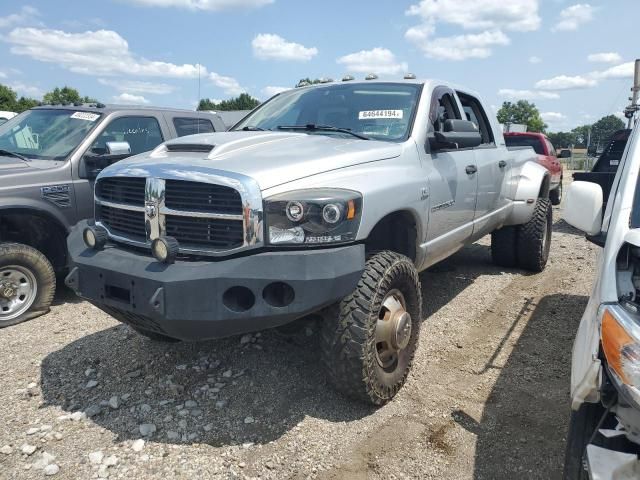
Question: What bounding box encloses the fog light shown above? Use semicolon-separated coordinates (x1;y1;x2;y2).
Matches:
151;236;179;264
83;226;108;250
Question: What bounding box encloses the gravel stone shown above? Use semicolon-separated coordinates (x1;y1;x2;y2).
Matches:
108;396;120;409
43;464;60;476
85;380;99;389
139;424;156;437
0;445;12;454
131;439;145;452
21;444;37;455
89;451;104;464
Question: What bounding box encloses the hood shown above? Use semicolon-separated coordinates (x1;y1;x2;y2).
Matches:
0;155;30;173
105;131;403;190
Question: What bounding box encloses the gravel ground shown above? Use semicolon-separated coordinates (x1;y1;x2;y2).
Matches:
0;178;597;479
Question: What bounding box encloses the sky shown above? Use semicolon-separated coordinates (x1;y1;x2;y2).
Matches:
0;0;637;132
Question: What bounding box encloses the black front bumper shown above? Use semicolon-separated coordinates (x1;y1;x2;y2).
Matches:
66;221;365;341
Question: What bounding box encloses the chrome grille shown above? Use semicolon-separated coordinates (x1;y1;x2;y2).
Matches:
164;180;242;214
94;173;262;257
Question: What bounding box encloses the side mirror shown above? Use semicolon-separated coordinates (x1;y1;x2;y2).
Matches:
429;119;482;151
558;149;572;159
105;141;131;156
84;141;133;179
563;181;603;236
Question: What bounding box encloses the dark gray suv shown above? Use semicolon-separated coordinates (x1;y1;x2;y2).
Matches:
0;104;226;327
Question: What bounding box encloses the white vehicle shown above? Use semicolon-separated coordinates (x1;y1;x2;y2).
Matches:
563;123;640;478
0;111;17;125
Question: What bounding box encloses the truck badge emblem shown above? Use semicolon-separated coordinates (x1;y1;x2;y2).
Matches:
145;203;157;218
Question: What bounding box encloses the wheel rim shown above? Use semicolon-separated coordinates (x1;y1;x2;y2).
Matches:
0;265;38;322
542;209;551;258
375;289;412;371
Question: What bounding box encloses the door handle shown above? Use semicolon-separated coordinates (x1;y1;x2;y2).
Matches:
465;165;477;175
498;160;507;168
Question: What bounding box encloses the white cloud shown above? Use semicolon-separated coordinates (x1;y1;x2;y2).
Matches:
125;0;273;10
9;81;43;98
0;72;6;79
262;86;290;98
404;0;529;60
337;48;408;75
413;30;509;60
406;0;540;32
595;61;635;80
0;6;40;29
541;111;566;123
98;78;176;95
552;4;594;32
7;27;206;78
252;34;318;62
112;92;150;105
588;52;622;64
535;74;597;90
209;72;244;95
529;56;542;64
498;89;560;100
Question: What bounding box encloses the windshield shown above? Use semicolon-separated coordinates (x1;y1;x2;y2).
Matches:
0;109;102;160
234;82;422;142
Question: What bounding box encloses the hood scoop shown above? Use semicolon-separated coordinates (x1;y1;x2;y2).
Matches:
165;143;214;153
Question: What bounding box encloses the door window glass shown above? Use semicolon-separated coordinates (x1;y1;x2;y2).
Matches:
173;118;215;137
90;116;163;155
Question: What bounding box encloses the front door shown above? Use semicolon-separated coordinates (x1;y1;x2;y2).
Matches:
421;87;478;263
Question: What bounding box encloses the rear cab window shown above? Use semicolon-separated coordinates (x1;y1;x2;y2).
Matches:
504;135;545;155
173;117;215;137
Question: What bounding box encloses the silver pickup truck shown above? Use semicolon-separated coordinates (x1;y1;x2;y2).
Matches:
66;79;552;404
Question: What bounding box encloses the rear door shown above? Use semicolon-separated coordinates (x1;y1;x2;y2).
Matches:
421;86;478;257
456;91;507;234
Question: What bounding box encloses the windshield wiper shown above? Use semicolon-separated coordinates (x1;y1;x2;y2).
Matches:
0;149;29;161
277;124;369;140
241;126;266;131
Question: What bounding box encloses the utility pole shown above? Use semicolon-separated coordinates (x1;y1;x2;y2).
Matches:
625;59;640;128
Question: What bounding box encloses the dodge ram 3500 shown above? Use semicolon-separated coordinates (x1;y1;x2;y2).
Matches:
66;79;552;404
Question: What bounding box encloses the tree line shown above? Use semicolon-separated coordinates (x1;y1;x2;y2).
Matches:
0;84;99;113
497;99;625;148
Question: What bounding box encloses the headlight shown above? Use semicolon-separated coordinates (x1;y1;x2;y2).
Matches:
265;189;362;245
601;304;640;406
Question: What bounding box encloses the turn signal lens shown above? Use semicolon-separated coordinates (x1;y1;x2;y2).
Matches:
602;307;640;386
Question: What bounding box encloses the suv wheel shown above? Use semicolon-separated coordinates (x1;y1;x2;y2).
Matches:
516;198;552;272
320;251;422;405
0;243;55;328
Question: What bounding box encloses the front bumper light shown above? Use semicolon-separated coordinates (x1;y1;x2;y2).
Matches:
601;304;640;407
264;189;362;246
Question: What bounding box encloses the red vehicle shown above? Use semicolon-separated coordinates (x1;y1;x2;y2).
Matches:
504;132;564;205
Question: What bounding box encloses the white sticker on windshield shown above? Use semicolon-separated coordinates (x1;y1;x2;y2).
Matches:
359;110;403;120
70;112;100;122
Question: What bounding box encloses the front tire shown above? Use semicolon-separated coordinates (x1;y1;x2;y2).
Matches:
517;198;552;272
320;251;422;405
0;243;55;328
491;226;518;268
563;402;604;480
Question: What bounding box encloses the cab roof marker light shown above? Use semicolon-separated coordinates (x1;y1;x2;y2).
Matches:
342;75;355;82
404;73;417;80
365;74;378;80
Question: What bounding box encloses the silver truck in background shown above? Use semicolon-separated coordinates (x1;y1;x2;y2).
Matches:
66;79;552;404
